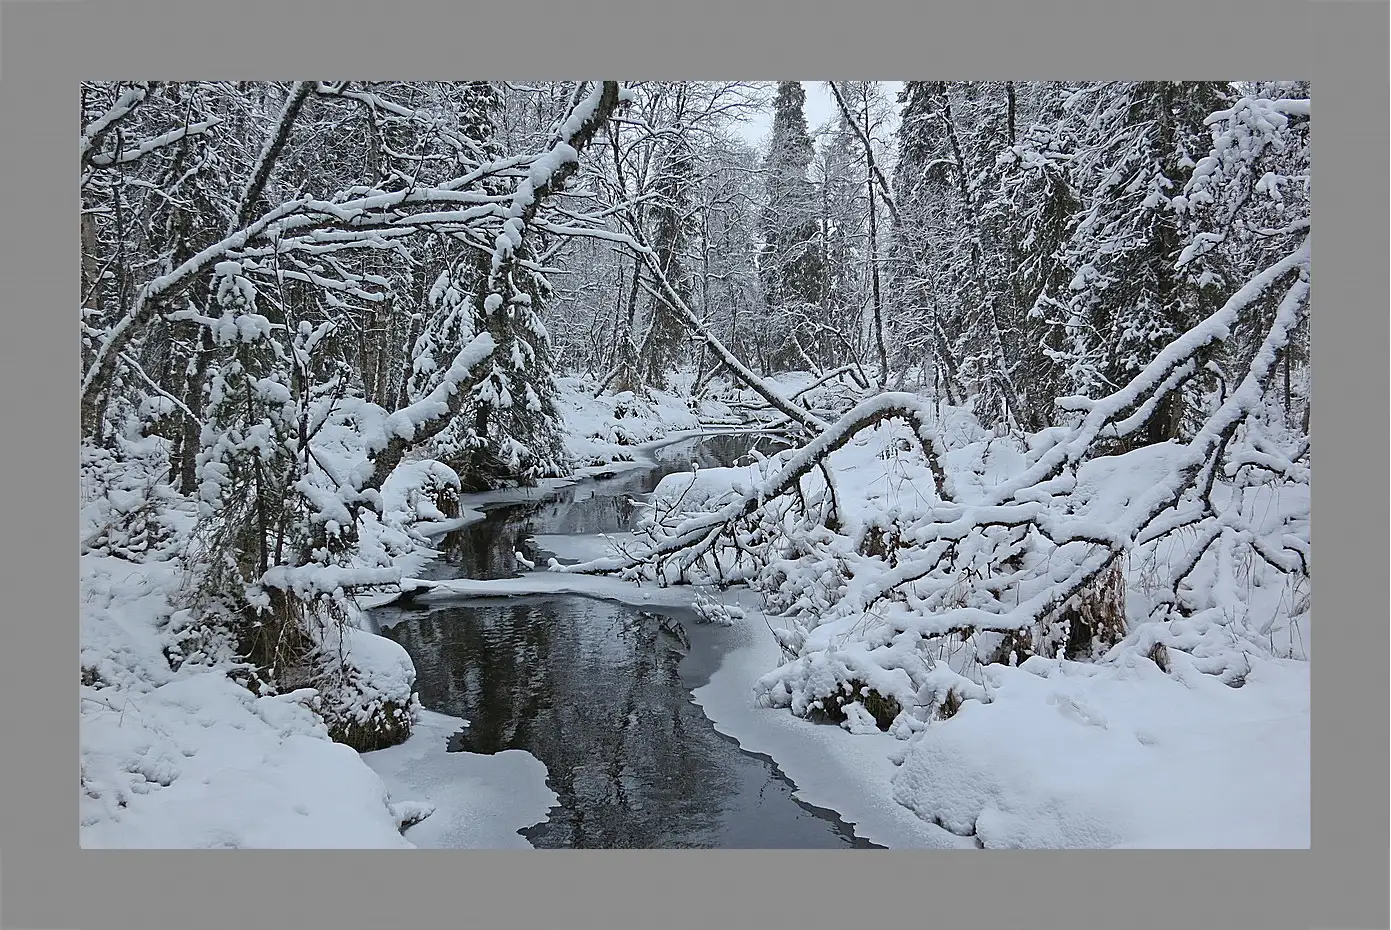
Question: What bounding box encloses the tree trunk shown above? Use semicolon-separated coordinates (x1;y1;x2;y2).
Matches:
178;330;215;494
864;102;888;389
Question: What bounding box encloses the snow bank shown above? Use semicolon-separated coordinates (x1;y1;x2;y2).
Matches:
689;594;974;849
80;443;559;848
629;398;1309;848
890;653;1309;848
80;553;412;848
363;710;557;849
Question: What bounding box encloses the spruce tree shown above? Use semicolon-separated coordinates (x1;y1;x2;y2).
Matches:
640;135;696;390
891;82;1013;416
759;82;824;371
990;81;1081;428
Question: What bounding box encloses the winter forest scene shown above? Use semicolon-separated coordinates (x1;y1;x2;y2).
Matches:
79;79;1311;850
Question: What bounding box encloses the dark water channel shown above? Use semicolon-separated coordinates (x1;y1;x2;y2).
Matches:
371;433;881;849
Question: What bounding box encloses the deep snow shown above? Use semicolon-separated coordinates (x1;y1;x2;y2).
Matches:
696;592;1309;849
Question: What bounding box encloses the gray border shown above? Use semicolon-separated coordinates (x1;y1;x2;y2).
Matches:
2;0;1384;927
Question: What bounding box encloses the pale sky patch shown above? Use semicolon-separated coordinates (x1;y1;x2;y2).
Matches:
736;80;905;151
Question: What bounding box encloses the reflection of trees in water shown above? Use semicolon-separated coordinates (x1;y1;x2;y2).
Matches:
384;597;731;847
520;600;729;848
430;508;532;580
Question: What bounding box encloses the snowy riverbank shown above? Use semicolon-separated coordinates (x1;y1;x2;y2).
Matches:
700;415;1309;848
456;541;1309;849
79;508;560;848
692;597;1308;848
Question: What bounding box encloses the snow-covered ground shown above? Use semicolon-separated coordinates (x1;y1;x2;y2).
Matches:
690;590;977;849
79;540;559;849
887;651;1309;848
557;374;737;467
685;588;1308;849
79;437;564;849
81;547;407;848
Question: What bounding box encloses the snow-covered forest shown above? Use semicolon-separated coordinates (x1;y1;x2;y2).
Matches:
80;80;1310;849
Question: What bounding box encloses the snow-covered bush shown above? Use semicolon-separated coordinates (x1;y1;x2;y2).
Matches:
169;263;423;748
313;624;422;752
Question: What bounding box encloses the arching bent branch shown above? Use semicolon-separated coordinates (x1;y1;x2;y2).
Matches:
79;81;625;442
556;239;1310;666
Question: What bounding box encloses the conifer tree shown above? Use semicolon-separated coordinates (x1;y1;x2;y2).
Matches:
640;134;696;390
759;82;824;371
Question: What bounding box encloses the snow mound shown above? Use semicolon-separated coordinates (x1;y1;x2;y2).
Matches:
79;442;557;849
363;710;558;849
81;551;415;848
890;654;1309;848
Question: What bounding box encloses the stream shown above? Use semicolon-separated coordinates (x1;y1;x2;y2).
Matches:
369;433;880;849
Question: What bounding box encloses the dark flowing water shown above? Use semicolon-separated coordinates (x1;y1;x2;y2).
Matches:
371;433;880;849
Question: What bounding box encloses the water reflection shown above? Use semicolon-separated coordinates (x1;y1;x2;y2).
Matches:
376;432;879;849
383;596;874;849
